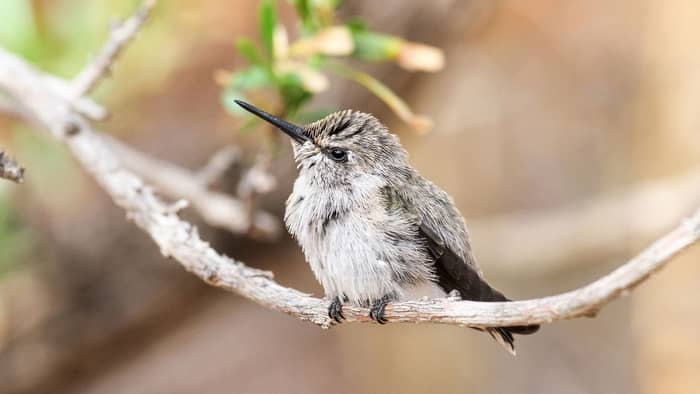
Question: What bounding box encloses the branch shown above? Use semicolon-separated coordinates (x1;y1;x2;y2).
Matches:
0;149;25;183
70;0;157;98
0;1;278;238
104;135;279;239
195;146;241;187
0;3;699;329
236;153;277;234
3;76;107;121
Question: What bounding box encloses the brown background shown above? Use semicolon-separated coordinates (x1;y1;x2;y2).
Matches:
1;1;699;393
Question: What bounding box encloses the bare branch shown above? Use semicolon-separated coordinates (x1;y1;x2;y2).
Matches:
57;0;280;238
195;146;241;187
0;6;276;238
70;0;157;98
3;78;107;121
237;159;277;199
104;135;279;239
0;149;25;183
1;6;699;330
237;154;277;232
44;75;108;120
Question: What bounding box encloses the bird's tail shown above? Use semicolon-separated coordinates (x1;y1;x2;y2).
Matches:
474;285;539;355
454;276;540;356
483;326;538;356
431;242;540;355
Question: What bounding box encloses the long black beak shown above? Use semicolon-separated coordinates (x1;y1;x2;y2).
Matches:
235;100;309;144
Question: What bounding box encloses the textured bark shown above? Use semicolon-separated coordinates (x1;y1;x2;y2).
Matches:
0;149;24;183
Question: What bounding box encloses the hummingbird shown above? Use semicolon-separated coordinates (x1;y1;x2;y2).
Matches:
236;100;539;355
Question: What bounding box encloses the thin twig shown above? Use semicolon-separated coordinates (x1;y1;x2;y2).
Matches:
105;135;279;239
0;7;699;329
2;74;108;121
195;146;241;187
42;75;108;120
237;152;277;234
70;0;157;98
0;149;25;183
62;0;279;238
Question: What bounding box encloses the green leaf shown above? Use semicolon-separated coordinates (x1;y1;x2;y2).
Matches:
350;29;402;62
346;17;368;32
221;88;248;116
291;0;318;34
291;0;343;34
291;0;311;22
235;37;264;65
221;66;273;115
233;66;272;90
259;0;278;57
277;72;312;112
307;54;327;69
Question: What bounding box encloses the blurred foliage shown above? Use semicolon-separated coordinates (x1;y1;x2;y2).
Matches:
0;0;144;276
0;1;42;63
0;0;135;76
0;0;183;103
0;126;83;277
220;0;444;132
12;126;86;208
0;186;31;275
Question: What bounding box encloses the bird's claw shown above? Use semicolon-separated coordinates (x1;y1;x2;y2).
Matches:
328;296;345;323
369;297;390;324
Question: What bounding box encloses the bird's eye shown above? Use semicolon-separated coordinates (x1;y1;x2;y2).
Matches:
328;148;348;162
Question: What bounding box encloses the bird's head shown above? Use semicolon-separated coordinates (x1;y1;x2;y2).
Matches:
236;100;411;188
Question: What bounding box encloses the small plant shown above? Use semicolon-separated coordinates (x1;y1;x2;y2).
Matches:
218;0;444;134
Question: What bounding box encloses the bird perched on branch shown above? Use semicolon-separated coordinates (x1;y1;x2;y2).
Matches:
236;100;539;355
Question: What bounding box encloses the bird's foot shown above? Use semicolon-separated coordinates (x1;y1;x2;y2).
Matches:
328;296;345;323
369;295;392;324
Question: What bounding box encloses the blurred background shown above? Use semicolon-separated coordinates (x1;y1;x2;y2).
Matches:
1;0;700;393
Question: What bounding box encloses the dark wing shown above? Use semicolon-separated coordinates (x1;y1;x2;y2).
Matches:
417;224;510;303
419;223;539;338
382;186;539;340
381;185;505;302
